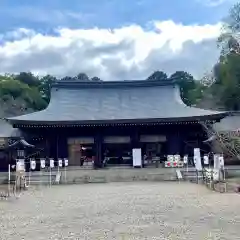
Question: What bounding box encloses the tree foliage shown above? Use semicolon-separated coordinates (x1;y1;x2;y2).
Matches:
208;2;240;110
170;71;203;106
146;71;168;81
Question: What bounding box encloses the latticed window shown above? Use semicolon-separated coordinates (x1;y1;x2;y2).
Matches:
17;150;24;157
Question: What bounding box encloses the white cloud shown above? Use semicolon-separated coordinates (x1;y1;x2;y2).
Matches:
197;0;237;7
0;20;222;80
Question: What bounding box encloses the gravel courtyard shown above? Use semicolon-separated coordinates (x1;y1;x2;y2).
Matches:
0;182;240;240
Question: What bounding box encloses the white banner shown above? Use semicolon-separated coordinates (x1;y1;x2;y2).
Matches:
132;148;142;167
213;169;219;181
50;159;55;168
214;154;220;169
30;159;36;170
16;159;25;172
203;155;209;165
64;158;69;167
194;148;202;170
58;159;63;167
40;159;45;169
219;155;224;167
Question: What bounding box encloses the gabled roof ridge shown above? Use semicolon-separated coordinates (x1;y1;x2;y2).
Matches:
52;78;176;89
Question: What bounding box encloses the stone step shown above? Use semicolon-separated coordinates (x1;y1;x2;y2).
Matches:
0;168;180;185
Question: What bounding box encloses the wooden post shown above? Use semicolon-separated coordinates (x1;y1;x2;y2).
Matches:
94;134;102;169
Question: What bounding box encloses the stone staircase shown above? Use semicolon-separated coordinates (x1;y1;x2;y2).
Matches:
25;172;57;185
0;168;210;186
0;168;178;185
181;169;204;183
59;168;178;184
0;172;57;185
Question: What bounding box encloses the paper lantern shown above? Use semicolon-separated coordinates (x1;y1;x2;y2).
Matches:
174;155;180;162
30;159;36;170
219;155;224;167
16;159;25;172
64;158;69;167
50;159;55;168
58;159;63;167
40;159;45;169
183;155;188;164
167;155;173;162
165;161;171;167
203;155;209;165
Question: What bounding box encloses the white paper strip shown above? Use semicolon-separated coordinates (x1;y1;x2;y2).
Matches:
58;159;63;167
40;159;45;169
30;159;36;170
64;158;69;167
50;159;55;168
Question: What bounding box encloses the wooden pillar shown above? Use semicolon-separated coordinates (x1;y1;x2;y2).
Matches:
131;128;141;166
94;134;102;168
48;132;58;160
131;128;140;148
58;135;68;158
167;129;180;155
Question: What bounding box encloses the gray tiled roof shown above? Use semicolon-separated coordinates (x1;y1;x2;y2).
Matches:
0;119;21;137
8;80;228;124
213;114;240;132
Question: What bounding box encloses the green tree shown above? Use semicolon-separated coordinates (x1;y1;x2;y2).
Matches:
14;72;40;86
91;76;102;81
22;87;47;110
76;73;89;81
147;71;168;81
39;75;57;103
212;3;240;110
170;71;203;106
0;79;26;99
214;53;240;110
61;76;73;81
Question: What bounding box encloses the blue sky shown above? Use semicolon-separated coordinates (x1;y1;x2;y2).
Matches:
0;0;237;80
0;0;235;32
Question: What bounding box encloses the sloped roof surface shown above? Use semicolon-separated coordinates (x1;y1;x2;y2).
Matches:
8;80;228;124
0;119;21;137
213;114;240;132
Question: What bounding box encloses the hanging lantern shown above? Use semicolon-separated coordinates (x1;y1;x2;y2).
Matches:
64;158;69;167
183;155;188;164
178;161;184;167
50;158;55;168
203;155;209;165
30;159;36;170
40;158;46;169
16;159;25;172
219;155;224;167
165;161;171;167
58;159;63;167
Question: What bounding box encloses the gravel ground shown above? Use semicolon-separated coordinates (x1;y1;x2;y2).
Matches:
0;182;240;240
